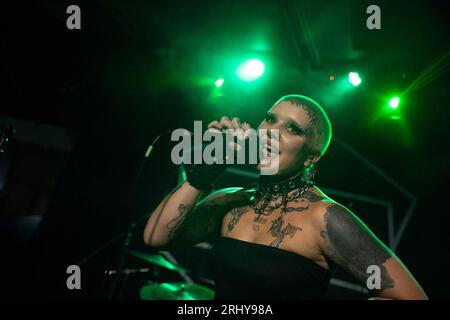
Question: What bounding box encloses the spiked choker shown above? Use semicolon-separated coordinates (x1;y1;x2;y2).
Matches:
252;172;313;217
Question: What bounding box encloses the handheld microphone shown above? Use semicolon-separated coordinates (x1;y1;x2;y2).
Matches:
145;128;263;167
186;129;261;167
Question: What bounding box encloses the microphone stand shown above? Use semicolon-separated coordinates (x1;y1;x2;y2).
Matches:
75;131;169;299
105;222;137;300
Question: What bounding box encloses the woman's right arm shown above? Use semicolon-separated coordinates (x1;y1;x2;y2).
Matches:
143;180;204;247
144;180;248;248
144;116;252;247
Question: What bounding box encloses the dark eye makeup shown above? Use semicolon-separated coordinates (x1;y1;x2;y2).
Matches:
288;123;305;136
264;112;306;136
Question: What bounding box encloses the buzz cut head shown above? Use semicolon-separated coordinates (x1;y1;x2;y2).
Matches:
274;94;332;158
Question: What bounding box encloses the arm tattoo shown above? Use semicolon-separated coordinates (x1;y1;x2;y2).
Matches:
226;206;247;235
171;190;253;246
268;216;302;247
167;204;192;240
321;204;395;294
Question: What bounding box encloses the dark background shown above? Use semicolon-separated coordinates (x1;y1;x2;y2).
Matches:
1;0;449;299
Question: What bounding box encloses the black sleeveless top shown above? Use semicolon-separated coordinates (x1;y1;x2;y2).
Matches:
209;236;331;300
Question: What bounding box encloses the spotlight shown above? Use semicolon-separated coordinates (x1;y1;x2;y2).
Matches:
348;72;361;86
236;59;265;82
215;78;224;87
389;97;400;108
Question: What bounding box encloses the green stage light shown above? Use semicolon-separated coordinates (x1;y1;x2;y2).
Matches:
389;97;400;108
215;78;224;87
236;59;265;82
348;72;361;86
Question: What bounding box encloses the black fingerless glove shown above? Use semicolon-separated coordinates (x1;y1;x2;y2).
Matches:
183;131;233;191
184;161;228;191
183;130;258;191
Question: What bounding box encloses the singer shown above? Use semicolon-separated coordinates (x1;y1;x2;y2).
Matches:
143;94;428;300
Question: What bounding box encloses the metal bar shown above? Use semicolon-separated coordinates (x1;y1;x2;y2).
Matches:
160;251;194;284
334;137;416;201
334;136;417;251
387;204;395;249
330;278;368;294
322;187;391;207
392;198;417;251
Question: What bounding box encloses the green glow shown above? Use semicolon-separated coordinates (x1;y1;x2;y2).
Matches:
215;78;224;87
348;72;361;86
127;250;182;271
389;97;400;108
236;59;265;82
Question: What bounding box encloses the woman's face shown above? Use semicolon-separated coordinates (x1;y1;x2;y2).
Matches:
257;101;317;177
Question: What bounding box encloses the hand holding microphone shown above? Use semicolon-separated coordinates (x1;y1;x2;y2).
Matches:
184;116;255;191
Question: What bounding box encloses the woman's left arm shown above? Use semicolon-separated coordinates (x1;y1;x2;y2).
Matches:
316;202;428;300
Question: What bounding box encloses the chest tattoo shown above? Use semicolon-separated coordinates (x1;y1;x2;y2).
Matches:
268;216;302;247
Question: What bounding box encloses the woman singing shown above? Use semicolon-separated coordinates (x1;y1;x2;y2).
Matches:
143;94;428;300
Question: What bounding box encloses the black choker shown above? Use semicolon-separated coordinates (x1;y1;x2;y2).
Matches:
252;173;314;217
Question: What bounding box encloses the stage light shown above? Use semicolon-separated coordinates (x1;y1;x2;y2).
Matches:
329;75;335;81
215;78;224;87
389;97;400;108
236;59;265;82
348;72;361;86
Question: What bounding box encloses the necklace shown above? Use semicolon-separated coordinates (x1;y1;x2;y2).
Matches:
252;173;313;220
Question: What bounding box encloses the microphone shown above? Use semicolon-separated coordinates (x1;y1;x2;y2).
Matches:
186;129;261;167
144;145;153;158
145;128;262;166
144;130;174;158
